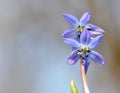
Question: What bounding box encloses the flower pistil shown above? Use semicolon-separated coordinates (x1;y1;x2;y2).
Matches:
77;46;90;59
77;25;84;32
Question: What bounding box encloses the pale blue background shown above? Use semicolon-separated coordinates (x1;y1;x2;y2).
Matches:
0;0;120;93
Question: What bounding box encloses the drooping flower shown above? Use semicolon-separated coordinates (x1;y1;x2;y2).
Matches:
62;12;104;40
63;29;104;73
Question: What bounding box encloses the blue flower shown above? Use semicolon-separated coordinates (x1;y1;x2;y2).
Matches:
63;29;104;73
62;12;104;40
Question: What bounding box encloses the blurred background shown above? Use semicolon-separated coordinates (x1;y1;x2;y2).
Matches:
0;0;119;93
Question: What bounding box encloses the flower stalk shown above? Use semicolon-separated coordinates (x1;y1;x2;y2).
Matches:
80;58;90;93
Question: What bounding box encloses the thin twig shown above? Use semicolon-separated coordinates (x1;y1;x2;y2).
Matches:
80;58;90;93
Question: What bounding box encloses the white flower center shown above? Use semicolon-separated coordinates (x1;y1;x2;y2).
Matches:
77;46;90;59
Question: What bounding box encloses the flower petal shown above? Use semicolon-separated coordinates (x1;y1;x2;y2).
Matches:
63;38;81;48
80;29;90;44
88;35;103;49
83;58;90;74
63;14;78;27
89;51;104;65
72;47;77;51
74;31;81;42
79;12;91;26
67;50;80;65
72;32;80;50
86;24;105;35
62;28;75;38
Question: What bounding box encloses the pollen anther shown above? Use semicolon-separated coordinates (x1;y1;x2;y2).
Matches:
77;26;84;32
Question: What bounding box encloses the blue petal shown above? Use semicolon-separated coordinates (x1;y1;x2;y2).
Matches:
72;47;77;51
89;51;104;65
72;35;80;51
79;12;91;26
67;50;80;65
83;58;90;74
62;28;75;38
88;35;103;49
63;14;78;27
73;31;81;42
86;24;105;35
63;38;81;48
80;29;90;44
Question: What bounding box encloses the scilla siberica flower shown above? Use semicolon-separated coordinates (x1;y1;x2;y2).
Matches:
62;12;104;41
63;29;104;73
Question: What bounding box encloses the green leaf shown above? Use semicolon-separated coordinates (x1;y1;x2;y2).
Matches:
70;79;79;93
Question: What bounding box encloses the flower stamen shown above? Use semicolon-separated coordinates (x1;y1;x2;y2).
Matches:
77;46;90;59
82;46;88;53
77;26;84;32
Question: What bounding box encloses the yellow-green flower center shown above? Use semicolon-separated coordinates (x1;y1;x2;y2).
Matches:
77;26;84;32
77;46;90;59
81;46;88;53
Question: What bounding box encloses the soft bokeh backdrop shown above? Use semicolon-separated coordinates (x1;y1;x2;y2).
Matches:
0;0;120;93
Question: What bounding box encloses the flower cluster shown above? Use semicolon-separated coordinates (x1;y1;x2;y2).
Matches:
62;12;104;73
